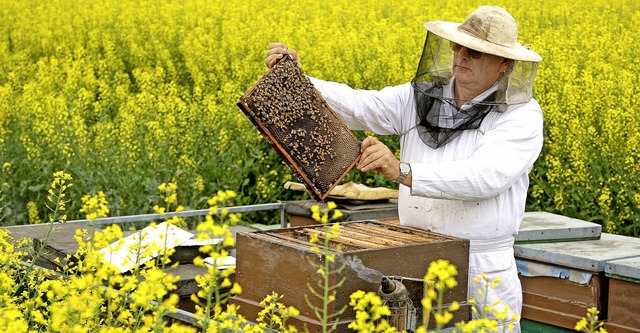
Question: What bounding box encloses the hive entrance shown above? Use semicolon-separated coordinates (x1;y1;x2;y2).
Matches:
238;57;362;201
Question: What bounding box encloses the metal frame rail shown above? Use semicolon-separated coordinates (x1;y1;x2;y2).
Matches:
64;202;289;228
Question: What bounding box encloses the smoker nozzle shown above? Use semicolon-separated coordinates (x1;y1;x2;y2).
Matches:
381;276;396;293
379;276;408;299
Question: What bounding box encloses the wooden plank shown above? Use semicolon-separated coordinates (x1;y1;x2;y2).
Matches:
522;303;586;330
518;272;609;329
289;214;319;227
519;273;604;306
522;293;596;318
337;227;406;247
604;321;640;333
345;223;425;244
353;221;454;243
607;278;640;328
304;228;387;248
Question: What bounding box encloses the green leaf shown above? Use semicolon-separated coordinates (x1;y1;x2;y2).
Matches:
27;185;46;192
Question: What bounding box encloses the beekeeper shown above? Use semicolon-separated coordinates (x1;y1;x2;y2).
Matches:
265;5;543;332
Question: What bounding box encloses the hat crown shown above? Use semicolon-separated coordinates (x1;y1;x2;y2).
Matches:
459;6;518;47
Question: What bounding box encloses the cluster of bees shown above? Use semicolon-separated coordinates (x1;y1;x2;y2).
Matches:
239;57;360;195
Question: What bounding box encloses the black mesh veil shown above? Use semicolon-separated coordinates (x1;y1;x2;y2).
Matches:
409;31;539;149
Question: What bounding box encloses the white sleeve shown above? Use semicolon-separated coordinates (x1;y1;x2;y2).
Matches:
309;77;414;136
410;102;544;200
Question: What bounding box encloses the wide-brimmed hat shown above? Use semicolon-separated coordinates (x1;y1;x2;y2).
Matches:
423;6;542;62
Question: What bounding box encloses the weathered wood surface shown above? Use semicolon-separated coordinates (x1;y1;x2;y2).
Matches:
519;270;607;330
232;220;470;332
604;321;640;333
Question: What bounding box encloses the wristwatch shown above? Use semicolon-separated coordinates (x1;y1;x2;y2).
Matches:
394;162;411;184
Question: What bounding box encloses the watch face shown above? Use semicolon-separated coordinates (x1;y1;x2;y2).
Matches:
400;162;411;175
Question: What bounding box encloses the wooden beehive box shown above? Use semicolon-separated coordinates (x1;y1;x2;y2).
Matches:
515;232;640;330
231;220;470;332
604;256;640;333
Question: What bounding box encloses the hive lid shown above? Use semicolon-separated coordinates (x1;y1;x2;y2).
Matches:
605;256;640;281
238;57;362;201
516;211;601;243
99;222;194;273
514;233;640;272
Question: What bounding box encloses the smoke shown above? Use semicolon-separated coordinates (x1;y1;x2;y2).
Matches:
342;255;384;284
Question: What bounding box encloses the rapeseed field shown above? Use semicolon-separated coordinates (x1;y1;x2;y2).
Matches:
0;0;638;235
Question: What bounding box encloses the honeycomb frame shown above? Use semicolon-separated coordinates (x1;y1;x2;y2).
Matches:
237;57;362;201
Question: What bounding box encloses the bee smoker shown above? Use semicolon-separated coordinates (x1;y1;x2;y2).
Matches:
378;276;414;332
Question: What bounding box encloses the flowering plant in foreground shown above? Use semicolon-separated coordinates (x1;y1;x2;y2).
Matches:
255;292;300;332
575;307;607;333
306;202;348;333
1;172;609;332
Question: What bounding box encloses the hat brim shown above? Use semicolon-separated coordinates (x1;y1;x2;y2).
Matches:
423;21;542;62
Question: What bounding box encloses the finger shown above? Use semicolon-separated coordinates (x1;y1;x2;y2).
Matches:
360;136;379;153
358;144;387;171
265;54;284;68
267;47;286;57
358;151;381;172
358;137;381;166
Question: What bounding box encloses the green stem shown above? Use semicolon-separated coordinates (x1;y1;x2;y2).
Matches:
436;284;445;332
322;247;331;333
